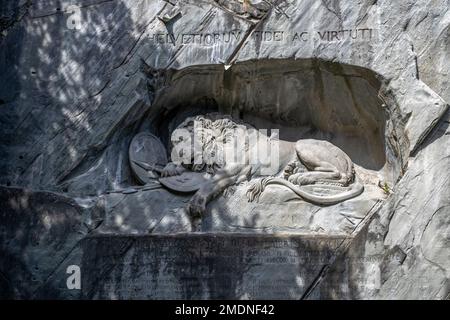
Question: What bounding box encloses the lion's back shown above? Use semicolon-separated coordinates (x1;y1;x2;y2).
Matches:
295;139;352;173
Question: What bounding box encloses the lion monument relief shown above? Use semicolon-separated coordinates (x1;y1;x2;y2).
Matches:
155;113;364;216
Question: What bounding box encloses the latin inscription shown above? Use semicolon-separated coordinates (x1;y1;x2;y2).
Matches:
147;28;375;45
81;235;346;299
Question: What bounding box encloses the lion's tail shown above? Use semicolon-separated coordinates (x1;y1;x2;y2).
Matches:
246;177;364;205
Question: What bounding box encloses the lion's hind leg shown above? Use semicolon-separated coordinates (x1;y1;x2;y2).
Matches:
287;171;341;186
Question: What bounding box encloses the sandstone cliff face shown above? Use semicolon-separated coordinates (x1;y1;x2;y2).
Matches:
0;0;449;299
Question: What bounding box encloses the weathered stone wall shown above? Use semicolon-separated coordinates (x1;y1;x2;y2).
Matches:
0;0;449;299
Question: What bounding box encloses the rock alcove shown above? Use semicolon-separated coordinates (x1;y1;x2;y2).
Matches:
149;59;407;187
91;58;410;235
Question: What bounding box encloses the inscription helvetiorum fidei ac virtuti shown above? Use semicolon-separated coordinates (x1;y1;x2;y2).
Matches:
0;0;449;300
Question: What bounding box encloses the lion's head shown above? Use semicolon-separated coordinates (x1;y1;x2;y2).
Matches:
169;113;253;174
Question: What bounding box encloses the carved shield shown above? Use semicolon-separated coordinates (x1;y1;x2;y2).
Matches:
129;132;168;184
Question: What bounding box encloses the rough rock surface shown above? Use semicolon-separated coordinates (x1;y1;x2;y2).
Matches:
0;186;103;299
0;0;449;299
309;110;450;299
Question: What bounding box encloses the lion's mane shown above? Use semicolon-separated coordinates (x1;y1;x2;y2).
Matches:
173;113;252;174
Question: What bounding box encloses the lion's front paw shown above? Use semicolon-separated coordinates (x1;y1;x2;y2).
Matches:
287;173;300;184
161;163;184;177
186;192;208;217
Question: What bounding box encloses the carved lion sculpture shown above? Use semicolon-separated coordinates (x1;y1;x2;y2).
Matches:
161;113;364;216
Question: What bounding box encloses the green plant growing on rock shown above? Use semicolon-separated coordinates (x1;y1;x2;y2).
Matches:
382;182;391;195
